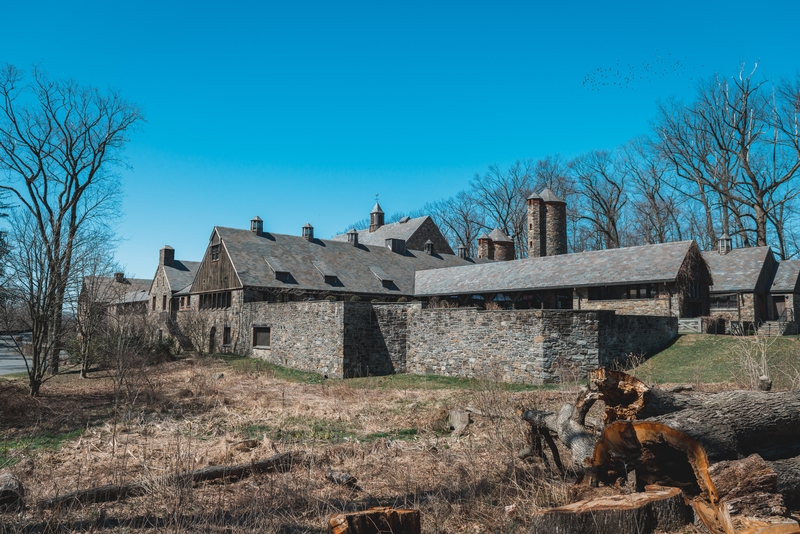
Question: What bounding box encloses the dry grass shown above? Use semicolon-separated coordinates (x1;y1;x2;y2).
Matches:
0;358;591;533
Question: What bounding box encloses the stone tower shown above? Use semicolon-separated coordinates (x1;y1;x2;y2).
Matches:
488;228;515;261
159;245;174;267
477;233;493;260
369;202;384;233
527;188;567;257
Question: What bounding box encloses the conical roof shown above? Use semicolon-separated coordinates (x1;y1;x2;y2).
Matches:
539;188;565;204
488;228;512;243
371;202;384;214
527;192;542;201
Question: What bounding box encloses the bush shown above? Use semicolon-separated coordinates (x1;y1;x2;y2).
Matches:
349;295;361;302
325;296;337;302
398;297;408;303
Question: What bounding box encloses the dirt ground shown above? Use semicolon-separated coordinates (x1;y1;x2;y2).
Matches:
0;358;710;533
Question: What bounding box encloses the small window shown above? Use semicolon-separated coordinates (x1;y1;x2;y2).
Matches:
162;295;167;310
253;326;270;348
151;296;156;311
211;244;220;261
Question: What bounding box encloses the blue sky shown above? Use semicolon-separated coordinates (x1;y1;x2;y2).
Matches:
2;1;799;278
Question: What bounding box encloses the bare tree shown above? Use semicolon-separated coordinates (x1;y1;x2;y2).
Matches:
424;190;485;256
0;65;142;391
470;161;533;257
569;150;627;249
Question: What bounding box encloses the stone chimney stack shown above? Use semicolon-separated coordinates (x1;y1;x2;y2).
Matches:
477;234;493;260
159;245;175;267
527;189;567;257
114;272;124;283
369;202;384;233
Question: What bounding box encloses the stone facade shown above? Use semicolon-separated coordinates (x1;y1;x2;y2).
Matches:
573;286;678;316
171;300;676;384
404;217;454;255
527;197;545;257
544;201;567;256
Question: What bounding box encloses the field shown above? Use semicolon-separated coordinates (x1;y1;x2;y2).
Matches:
0;334;798;533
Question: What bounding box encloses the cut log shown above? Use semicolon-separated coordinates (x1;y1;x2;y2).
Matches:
328;507;421;534
708;455;786;518
0;472;24;512
528;486;692;534
769;456;800;510
38;451;301;510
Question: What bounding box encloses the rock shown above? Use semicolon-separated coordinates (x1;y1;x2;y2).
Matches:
213;372;224;381
0;472;24;512
449;409;471;437
176;388;193;398
758;375;773;392
517;447;534;460
325;469;359;489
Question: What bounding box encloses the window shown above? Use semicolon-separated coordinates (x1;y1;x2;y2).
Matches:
199;291;232;310
588;284;658;301
162;295;167;310
223;326;231;346
253;326;270;348
710;294;737;310
211;244;220;261
151;296;156;311
179;296;191;310
690;282;701;299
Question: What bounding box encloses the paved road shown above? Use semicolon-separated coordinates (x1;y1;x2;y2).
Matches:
0;334;31;375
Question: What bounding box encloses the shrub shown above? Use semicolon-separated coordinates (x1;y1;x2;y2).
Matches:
325;296;337;302
398;297;408;303
349;295;361;302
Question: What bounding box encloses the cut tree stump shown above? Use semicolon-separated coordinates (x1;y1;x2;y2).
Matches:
328;507;421;534
528;486;692;534
38;451;301;510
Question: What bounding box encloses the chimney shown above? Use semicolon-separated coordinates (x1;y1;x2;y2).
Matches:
346;228;359;246
477;234;493;260
370;202;385;233
159;245;175;267
114;272;124;283
457;244;468;259
718;233;732;255
302;223;314;241
424;240;434;255
250;216;263;235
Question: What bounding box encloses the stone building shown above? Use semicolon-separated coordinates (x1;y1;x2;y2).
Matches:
415;240;711;317
527;188;567;257
768;260;800;333
148;245;201;317
477;228;514;260
702;243;777;331
81;272;152;316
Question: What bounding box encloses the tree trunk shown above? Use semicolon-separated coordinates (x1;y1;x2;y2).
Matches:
38;452;301;510
329;507;421;534
529;486;692;534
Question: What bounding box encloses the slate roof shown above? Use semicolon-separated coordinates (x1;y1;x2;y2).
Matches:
331;216;433;248
415;241;696;296
83;276;153;304
162;260;200;296
215;227;485;296
487;228;512;243
771;260;800;293
702;247;773;293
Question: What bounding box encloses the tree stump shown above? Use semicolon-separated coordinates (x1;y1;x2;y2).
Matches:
529;486;691;534
328;507;421;534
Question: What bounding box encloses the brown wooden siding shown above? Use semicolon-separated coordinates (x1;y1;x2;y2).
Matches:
193;241;243;292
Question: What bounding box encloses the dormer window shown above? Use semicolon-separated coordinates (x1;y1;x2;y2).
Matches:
211;244;220;261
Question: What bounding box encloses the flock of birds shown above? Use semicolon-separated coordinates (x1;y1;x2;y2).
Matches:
582;50;704;91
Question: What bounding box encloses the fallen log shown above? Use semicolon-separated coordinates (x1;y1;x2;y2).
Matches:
38;451;301;510
708;455;786;518
328;507;420;534
529;486;692;534
521;386;598;473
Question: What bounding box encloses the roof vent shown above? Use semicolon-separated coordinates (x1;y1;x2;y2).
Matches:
718;234;732;255
424;239;434;255
346;228;359;246
302;223;314;241
399;216;411;223
251;216;263;235
457;244;468;259
370;266;394;288
385;238;406;254
265;257;290;281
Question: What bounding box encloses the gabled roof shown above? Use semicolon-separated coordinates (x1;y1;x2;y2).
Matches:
212;227;486;296
771;260;800;293
162;260;201;294
331;216;433;248
83;276;153;305
702;246;774;293
415;241;697;296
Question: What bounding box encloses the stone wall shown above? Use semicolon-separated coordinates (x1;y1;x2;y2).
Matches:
342;303;416;377
405;308;677;384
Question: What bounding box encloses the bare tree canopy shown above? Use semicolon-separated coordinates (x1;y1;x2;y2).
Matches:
0;64;143;395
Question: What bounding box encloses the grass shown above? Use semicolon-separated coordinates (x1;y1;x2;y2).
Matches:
0;428;85;468
631;333;800;387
